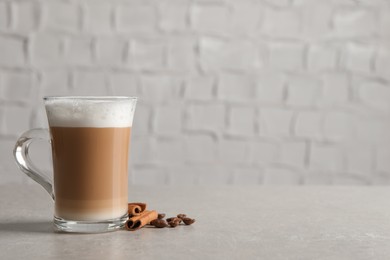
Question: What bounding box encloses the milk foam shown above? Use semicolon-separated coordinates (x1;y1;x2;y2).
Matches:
45;97;137;128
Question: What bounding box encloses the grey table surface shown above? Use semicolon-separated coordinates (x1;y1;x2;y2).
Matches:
1;184;390;260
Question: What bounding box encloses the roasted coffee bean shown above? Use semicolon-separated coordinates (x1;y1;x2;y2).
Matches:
168;219;180;228
177;214;187;219
166;217;182;223
182;217;195;225
150;219;168;228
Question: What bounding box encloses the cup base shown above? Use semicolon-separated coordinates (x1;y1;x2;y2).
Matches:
53;213;128;233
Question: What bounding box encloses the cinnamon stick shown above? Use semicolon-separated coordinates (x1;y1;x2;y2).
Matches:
128;204;142;216
125;210;158;231
128;203;147;215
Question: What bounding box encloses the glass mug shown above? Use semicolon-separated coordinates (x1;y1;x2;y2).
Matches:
13;96;137;233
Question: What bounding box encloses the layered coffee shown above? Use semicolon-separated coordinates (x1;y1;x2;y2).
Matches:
45;99;134;221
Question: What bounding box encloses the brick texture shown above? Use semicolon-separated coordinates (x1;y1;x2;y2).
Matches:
1;0;389;186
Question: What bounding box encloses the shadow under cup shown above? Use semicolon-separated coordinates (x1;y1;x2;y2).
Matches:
14;96;137;233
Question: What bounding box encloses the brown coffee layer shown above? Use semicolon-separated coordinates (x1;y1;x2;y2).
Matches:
50;127;130;221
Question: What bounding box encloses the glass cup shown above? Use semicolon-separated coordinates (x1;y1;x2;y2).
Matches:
13;96;137;233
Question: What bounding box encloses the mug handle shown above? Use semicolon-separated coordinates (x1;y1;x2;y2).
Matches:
13;128;55;200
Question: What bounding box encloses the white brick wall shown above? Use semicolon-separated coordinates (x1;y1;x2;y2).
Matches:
1;0;389;186
0;36;25;66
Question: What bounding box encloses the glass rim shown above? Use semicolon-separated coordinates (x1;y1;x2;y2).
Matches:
43;96;138;101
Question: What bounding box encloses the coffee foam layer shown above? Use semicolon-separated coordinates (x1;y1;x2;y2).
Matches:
45;98;136;127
